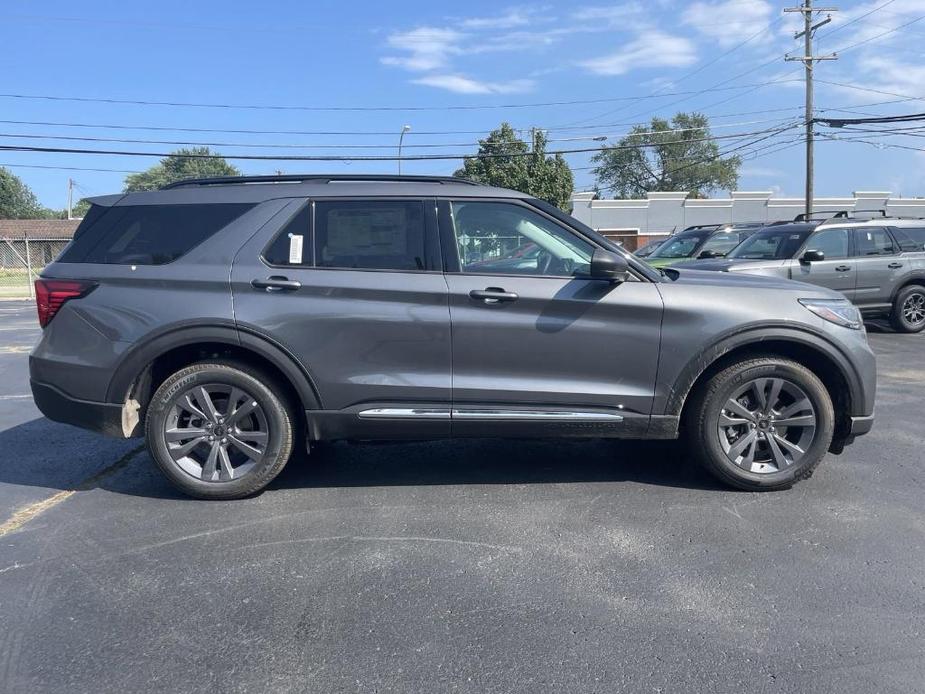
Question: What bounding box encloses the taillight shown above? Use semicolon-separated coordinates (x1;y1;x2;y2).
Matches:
34;279;97;328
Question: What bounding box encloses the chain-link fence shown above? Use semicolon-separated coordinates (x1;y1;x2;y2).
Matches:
0;237;71;299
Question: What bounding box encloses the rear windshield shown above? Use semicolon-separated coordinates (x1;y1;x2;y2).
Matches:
59;203;253;265
728;226;814;260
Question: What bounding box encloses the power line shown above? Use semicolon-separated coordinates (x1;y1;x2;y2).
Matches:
815;0;897;40
0;81;800;113
815;112;925;127
831;13;925;54
815;80;925;102
0;162;141;173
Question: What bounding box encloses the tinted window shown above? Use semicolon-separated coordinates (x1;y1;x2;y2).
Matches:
855;227;894;256
314;200;427;271
263;204;312;266
451;201;593;277
891;226;925;252
59;203;253;265
805;227;849;260
729;227;813;259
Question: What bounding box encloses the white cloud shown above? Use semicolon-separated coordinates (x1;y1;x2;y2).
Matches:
460;10;535;30
579;31;697;76
682;0;774;48
411;74;535;94
380;27;464;72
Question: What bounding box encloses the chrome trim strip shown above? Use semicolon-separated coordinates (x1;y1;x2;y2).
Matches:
451;409;623;421
358;408;451;419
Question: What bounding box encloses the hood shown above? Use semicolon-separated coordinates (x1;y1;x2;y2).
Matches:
661;267;841;298
673;258;788;272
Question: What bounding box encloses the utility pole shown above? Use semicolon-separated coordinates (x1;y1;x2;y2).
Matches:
785;0;837;218
398;125;411;175
67;178;74;220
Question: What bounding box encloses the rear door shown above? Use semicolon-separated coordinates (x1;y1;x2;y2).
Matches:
439;199;663;437
791;226;856;298
230;197;452;438
853;226;903;307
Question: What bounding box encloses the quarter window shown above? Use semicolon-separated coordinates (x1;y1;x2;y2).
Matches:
855;227;894;256
314;200;427;271
450;201;594;277
890;227;925;252
805;228;849;260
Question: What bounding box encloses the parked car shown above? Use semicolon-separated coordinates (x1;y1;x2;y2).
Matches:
676;218;925;333
31;174;875;499
644;222;766;268
633;238;668;258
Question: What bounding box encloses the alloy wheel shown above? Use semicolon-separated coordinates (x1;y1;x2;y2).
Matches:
902;292;925;327
717;377;817;474
164;384;269;482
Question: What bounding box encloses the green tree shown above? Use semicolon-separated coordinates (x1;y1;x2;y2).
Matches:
454;123;574;210
591;113;740;199
0;167;44;218
123;147;241;191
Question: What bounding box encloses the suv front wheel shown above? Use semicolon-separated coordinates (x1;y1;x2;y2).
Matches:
145;362;295;499
687;357;835;491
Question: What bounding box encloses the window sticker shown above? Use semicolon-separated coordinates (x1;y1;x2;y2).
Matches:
288;234;304;264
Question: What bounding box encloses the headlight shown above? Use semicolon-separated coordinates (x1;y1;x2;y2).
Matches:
798;298;863;330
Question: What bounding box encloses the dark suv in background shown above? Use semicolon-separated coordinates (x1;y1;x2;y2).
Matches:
643;222;766;268
31;175;876;499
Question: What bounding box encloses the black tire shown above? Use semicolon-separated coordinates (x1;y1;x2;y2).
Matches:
145;361;295;500
890;285;925;333
686;357;834;492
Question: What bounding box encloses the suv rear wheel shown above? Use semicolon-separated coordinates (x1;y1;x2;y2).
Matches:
145;362;295;499
890;285;925;333
687;357;834;491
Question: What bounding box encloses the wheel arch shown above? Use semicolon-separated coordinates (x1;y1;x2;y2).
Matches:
891;273;925;303
668;327;862;444
106;323;323;436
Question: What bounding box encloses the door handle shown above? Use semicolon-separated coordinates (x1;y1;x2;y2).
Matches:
834;265;851;272
251;276;302;291
888;262;903;269
469;288;519;304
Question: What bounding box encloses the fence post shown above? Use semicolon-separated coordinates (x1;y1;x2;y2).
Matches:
24;236;35;300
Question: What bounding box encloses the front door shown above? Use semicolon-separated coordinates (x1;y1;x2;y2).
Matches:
231;197;451;438
791;226;856;298
440;199;663;437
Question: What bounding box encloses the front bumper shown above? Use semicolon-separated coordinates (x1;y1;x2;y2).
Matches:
31;379;126;438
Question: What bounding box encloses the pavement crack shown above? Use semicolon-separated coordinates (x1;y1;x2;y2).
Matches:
0;444;145;537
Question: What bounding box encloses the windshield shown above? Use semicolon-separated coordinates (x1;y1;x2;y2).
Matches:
728;227;813;259
649;233;705;259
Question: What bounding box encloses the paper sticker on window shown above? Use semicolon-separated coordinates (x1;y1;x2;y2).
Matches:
288;234;304;264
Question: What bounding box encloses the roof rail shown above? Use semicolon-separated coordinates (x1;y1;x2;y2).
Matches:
793;210;850;222
161;174;480;190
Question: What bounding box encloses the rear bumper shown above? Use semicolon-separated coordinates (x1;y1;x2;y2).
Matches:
30;379;126;438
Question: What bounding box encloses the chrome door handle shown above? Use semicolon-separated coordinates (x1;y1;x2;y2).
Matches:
888;262;903;269
469;288;519;304
251;276;302;291
834;265;851;272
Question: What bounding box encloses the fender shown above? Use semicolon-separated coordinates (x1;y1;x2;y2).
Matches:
105;321;323;409
663;322;866;417
890;271;925;303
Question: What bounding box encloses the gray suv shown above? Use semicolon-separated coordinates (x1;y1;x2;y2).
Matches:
678;218;925;332
30;175;876;499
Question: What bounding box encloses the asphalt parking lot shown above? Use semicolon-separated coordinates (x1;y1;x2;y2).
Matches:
1;299;923;693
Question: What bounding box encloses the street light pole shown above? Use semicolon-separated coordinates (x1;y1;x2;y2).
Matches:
398;124;411;175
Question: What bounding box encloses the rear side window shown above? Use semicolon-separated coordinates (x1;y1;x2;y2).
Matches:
891;226;925;252
59;203;253;265
855;227;895;256
314;200;427;271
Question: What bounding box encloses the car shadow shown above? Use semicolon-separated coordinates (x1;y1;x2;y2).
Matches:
0;417;730;501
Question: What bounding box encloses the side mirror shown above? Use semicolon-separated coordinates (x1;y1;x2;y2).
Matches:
801;249;825;264
589;248;630;282
698;249;720;259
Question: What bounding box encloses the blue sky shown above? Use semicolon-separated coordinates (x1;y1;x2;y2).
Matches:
2;0;924;209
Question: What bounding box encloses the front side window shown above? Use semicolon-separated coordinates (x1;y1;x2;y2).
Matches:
314;200;427;271
855;227;894;256
805;227;849;260
59;203;253;265
450;201;593;277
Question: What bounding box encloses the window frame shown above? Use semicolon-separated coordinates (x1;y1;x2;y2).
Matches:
260;196;441;274
437;197;645;281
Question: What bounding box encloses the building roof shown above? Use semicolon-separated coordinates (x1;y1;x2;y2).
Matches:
0;219;81;240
